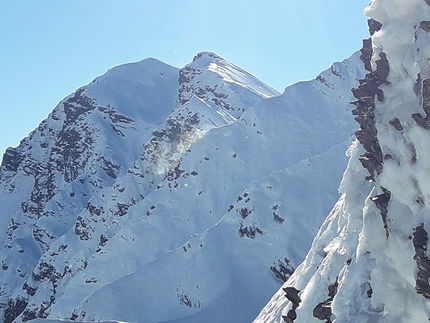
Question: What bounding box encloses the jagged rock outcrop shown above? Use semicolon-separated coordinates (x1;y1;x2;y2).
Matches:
351;32;387;181
253;1;430;322
413;224;430;298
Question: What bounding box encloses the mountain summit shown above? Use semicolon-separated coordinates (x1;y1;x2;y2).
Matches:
253;0;430;322
0;51;363;323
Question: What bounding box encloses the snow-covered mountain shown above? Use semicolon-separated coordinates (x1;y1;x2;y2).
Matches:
0;51;363;323
253;0;430;322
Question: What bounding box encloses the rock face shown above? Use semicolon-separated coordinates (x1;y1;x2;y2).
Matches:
0;52;363;323
253;1;430;322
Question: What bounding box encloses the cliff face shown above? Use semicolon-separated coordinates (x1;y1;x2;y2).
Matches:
253;1;430;322
0;52;363;323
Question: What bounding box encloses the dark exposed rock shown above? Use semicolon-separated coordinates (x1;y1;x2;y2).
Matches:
272;204;285;224
31;261;62;282
286;310;297;320
63;88;97;123
316;75;336;89
313;302;332;321
87;201;102;216
358;151;383;181
368;18;383;36
412;113;430;129
283;287;301;307
422;78;430;116
327;279;338;299
366;283;373;298
389;118;403;131
1;147;22;172
273;211;285;224
176;286;202;308
415;73;422;95
177;53;245;117
282;287;301;323
98;106;134;124
115;202;130;217
413;224;430;298
238;223;263;239
23;282;38;296
351;38;389;181
74;216;93;241
52;127;95;183
370;187;391;238
412;78;430;129
4;297;28;323
21;308;38;322
100;157;120;179
420;21;430;33
425;0;430;7
312;278;338;322
193;51;221;62
85;277;98;283
384;153;394;160
5;218;20;240
238;207;253;219
99;234;108;247
375;52;389;82
0;92;101;222
270;258;295;282
282;309;297;323
32;225;54;251
360;38;373;72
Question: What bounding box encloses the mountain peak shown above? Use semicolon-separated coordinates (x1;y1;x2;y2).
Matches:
178;51;280;118
192;51;223;63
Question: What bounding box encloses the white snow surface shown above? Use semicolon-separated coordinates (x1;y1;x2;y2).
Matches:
253;1;430;322
0;51;364;323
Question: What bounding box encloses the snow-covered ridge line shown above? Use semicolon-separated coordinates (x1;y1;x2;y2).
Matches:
253;0;430;322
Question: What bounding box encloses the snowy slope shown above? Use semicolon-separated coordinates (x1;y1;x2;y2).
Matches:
253;1;430;322
0;52;363;323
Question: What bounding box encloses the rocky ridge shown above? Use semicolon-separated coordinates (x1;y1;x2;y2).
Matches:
253;1;430;322
0;51;363;323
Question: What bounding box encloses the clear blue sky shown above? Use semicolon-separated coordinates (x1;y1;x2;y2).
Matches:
0;0;370;156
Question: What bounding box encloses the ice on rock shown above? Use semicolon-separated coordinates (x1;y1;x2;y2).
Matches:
254;1;430;322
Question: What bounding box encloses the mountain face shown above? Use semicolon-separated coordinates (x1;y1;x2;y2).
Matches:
253;1;430;322
0;51;363;323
